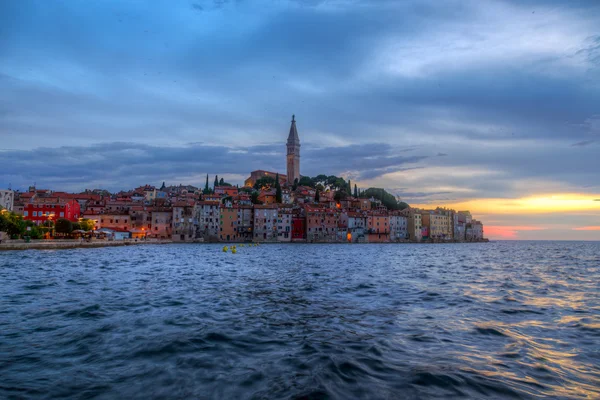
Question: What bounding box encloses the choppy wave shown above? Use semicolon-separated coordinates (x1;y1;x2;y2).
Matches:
1;241;599;399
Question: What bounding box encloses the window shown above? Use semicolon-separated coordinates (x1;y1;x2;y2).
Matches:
24;211;29;216
59;212;64;217
32;211;37;216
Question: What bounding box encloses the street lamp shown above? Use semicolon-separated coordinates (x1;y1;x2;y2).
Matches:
47;213;55;238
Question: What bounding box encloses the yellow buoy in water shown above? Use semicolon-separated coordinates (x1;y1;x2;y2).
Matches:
232;248;237;254
223;246;228;252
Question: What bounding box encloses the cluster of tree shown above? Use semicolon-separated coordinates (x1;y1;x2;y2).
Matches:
253;176;276;190
53;218;95;235
202;174;234;194
0;208;47;239
294;175;350;191
249;173;283;203
0;208;96;240
358;188;409;210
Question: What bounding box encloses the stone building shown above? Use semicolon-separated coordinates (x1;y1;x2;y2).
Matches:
253;204;278;242
172;200;196;242
277;206;293;242
237;205;254;242
151;209;172;239
196;201;220;241
0;190;15;211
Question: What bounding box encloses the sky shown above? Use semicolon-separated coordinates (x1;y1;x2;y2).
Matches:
0;0;599;240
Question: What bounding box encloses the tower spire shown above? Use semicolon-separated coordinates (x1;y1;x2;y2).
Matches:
286;114;300;184
287;114;299;145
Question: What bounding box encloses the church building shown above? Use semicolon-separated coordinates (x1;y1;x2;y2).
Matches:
244;115;300;188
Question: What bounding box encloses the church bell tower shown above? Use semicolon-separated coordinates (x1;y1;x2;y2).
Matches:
286;115;300;185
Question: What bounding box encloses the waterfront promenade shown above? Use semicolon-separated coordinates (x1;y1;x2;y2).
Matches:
0;238;173;251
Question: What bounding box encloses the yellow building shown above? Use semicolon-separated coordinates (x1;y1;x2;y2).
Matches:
421;210;452;240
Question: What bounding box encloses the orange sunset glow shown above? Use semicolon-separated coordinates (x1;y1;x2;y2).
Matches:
411;193;600;240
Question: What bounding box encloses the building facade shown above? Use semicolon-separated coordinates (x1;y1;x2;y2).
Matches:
253;205;278;242
0;190;14;211
196;201;220;241
389;213;408;241
277;207;293;242
172;201;196;242
22;198;81;225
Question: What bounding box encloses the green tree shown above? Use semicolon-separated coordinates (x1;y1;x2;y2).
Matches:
347;179;351;194
0;210;26;237
292;178;299;191
359;188;410;210
334;190;347;202
219;177;224;185
72;222;81;231
298;176;314;187
204;174;210;194
275;173;282;203
79;219;95;231
315;187;320;202
251;191;263;205
55;218;73;234
333;177;347;191
253;176;276;189
214;175;219;189
313;174;328;185
354;184;358;197
26;224;43;239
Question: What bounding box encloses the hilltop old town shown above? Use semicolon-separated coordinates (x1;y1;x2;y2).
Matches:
0;116;485;244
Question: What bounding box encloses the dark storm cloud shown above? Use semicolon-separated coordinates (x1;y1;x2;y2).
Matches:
0;0;599;198
0;142;427;191
571;140;596;147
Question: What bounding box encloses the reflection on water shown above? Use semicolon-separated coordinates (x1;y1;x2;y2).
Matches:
0;241;599;399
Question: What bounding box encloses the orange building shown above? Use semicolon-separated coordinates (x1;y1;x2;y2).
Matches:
258;189;277;204
219;205;239;241
367;212;390;242
305;205;339;242
215;186;239;197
